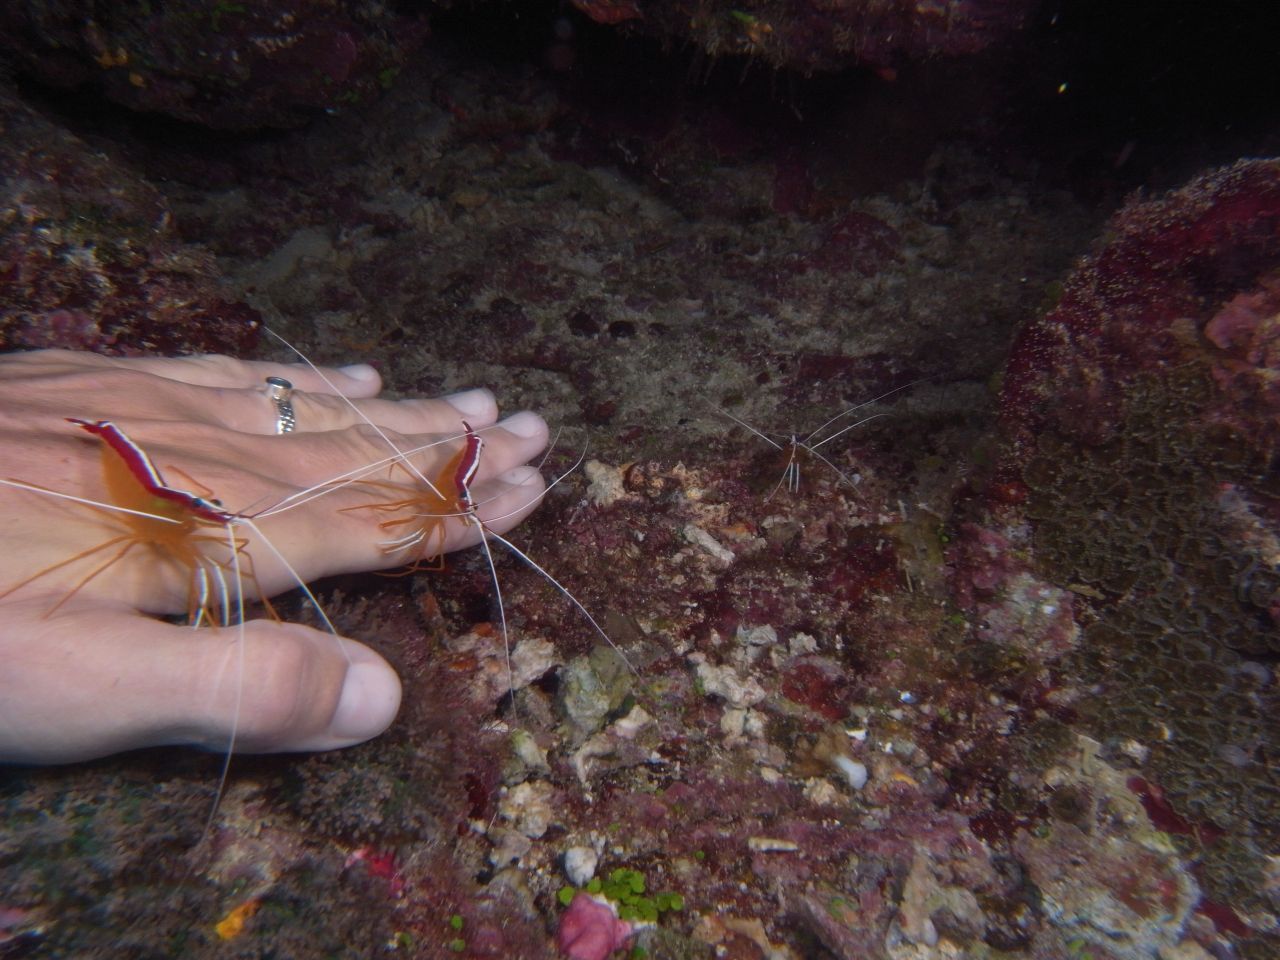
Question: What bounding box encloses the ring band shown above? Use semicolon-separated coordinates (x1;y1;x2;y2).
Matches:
265;376;297;434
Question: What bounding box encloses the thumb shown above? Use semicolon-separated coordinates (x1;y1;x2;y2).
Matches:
0;601;401;764
184;618;403;755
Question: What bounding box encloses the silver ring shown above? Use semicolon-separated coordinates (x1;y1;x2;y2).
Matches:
265;376;297;434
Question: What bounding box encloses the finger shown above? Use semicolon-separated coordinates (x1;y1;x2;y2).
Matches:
345;410;550;487
195;407;547;494
240;466;546;585
466;411;551;483
0;602;401;763
224;385;499;437
231;447;547;595
103;354;388;399
0;350;388;400
465;466;549;543
186;620;402;754
0;351;501;441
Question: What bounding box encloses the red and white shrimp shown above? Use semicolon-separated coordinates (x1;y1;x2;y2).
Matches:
353;418;634;692
267;329;636;696
0;418;337;635
3;418;263;627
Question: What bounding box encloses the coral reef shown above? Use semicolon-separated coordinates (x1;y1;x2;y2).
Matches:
635;0;1031;73
0;0;1024;136
1002;159;1280;945
1003;159;1280;451
0;0;428;130
0;0;1028;133
0;88;260;355
1;6;1278;960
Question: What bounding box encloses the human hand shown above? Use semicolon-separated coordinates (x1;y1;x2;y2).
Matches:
0;349;550;764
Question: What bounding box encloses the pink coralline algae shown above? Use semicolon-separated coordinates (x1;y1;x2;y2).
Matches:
556;893;634;960
1001;157;1280;448
0;88;260;355
1201;272;1280;453
1204;278;1280;363
947;523;1021;608
947;523;1079;664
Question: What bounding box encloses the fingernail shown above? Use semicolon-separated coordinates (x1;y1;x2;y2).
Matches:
339;363;379;382
498;410;546;439
444;388;495;419
328;660;401;743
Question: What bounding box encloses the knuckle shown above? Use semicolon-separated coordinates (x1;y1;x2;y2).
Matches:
297;392;359;432
347;421;410;459
194;354;246;376
240;628;335;743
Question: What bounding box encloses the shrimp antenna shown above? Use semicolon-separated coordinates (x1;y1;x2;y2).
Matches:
0;478;184;525
473;528;516;710
253;429;474;519
709;406;785;451
236;518;346;653
804;378;926;448
197;523;249;845
483;526;637;675
475;433;583;529
712;377;926;499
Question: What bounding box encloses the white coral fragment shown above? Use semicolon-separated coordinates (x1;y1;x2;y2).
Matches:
695;660;766;708
683;523;736;566
584;459;629;507
498;780;556;839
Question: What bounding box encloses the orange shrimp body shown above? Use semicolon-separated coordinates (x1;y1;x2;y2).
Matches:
347;422;483;569
90;436;249;623
1;421;258;625
344;419;632;681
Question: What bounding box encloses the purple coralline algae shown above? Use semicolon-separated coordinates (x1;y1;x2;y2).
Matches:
0;88;260;354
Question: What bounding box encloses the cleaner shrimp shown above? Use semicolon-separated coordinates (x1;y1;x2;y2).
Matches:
716;379;924;499
353;419;634;688
266;329;637;701
1;418;283;628
0;411;370;802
